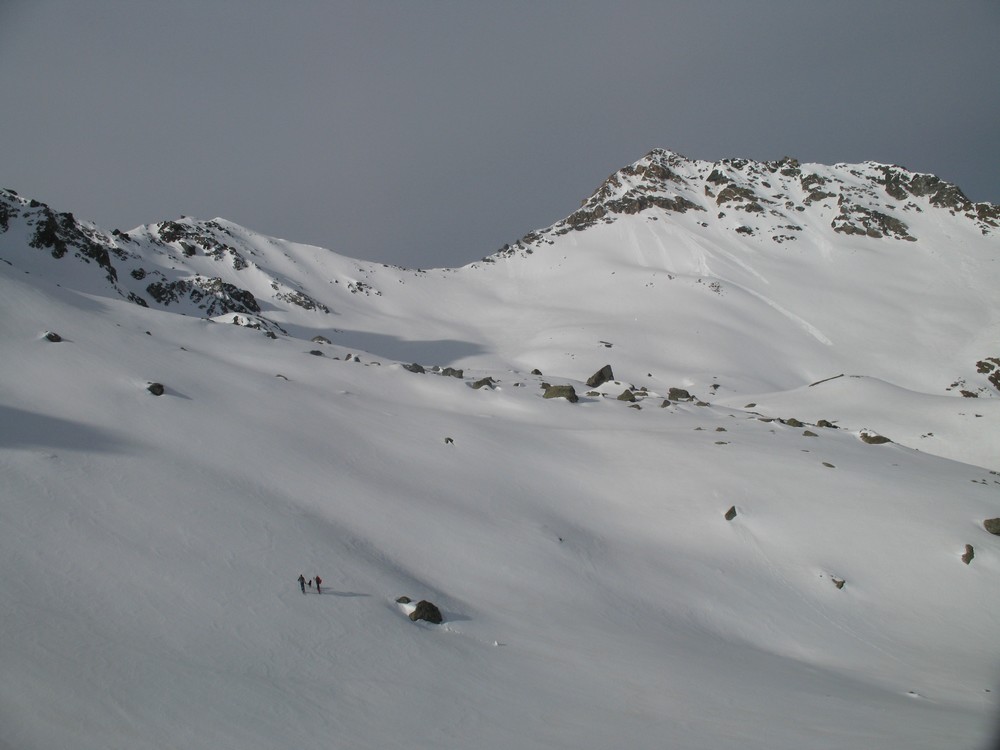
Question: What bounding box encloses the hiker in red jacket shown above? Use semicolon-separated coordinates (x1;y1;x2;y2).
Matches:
315;575;322;595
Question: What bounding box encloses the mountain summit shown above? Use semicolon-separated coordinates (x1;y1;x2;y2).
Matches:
496;148;998;256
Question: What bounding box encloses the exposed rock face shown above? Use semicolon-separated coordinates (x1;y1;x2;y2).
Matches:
984;518;1000;536
667;387;692;401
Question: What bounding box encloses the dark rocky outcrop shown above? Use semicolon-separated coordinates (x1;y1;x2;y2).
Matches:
409;600;443;624
831;199;916;241
44;331;62;342
724;506;737;521
984;518;1000;536
403;363;426;374
147;382;165;396
146;277;260;316
586;364;614;388
962;545;975;565
667;387;692;401
616;389;637;402
471;377;496;390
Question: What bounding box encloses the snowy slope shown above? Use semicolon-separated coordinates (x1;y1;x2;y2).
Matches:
2;151;999;750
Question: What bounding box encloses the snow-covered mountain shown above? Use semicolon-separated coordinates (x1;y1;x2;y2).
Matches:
2;150;999;750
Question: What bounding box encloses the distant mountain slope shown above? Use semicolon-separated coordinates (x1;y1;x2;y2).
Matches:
2;148;998;452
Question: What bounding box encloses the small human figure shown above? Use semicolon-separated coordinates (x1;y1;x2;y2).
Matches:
298;574;306;594
308;578;313;589
315;575;322;595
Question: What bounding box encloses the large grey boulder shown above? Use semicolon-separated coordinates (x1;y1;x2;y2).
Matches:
586;365;614;388
543;385;578;402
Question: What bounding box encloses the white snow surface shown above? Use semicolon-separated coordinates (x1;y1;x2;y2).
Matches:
2;151;1000;749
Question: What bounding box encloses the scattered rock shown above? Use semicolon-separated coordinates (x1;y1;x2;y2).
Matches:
543;384;578;402
531;369;543;376
403;363;426;374
831;578;846;590
395;596;412;604
409;600;443;624
660;400;671;408
962;544;975;565
822;462;835;468
859;431;891;444
724;506;737;521
616;389;637;402
783;418;804;428
147;382;165;396
586;364;615;388
44;331;62;342
816;420;838;429
440;367;464;379
444;437;454;445
983;518;1000;536
802;430;818;437
471;377;496;390
308;349;324;356
310;335;332;344
667;387;692;401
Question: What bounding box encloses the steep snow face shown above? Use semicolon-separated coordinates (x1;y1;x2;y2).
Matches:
1;154;1000;750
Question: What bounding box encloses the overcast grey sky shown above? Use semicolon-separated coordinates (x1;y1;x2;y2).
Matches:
2;1;997;268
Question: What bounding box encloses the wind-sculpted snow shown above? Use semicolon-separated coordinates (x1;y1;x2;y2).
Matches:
1;152;999;750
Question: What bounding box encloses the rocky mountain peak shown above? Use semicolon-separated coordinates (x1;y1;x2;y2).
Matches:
489;150;998;259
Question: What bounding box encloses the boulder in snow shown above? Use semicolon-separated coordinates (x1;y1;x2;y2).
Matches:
409;600;443;624
586;364;614;388
543;384;578;402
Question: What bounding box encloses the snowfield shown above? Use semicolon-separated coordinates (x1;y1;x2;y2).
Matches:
2;150;999;749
